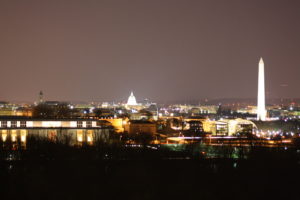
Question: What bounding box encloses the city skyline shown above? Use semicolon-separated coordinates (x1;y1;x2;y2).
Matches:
2;87;300;105
1;2;300;200
0;0;300;102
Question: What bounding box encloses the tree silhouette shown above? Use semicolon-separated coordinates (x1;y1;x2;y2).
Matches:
32;104;55;118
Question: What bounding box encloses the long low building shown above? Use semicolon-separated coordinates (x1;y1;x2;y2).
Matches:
0;117;100;129
0;116;114;145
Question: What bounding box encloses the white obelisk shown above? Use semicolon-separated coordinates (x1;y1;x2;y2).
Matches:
257;58;266;121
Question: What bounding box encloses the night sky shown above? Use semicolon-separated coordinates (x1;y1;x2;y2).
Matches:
0;0;299;103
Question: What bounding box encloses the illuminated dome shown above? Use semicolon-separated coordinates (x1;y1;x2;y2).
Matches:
127;92;138;105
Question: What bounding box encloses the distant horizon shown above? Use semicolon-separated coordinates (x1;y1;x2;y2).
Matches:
2;97;300;105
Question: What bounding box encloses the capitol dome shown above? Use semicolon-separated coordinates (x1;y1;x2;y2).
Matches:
127;92;138;105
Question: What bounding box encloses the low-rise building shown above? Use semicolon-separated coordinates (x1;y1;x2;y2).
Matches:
203;118;257;136
124;120;157;135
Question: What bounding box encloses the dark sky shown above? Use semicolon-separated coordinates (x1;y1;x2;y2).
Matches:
0;0;299;103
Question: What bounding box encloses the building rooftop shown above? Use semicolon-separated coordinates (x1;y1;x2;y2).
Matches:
0;116;97;121
129;120;155;124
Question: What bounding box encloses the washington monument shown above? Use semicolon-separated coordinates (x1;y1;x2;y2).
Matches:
257;57;267;121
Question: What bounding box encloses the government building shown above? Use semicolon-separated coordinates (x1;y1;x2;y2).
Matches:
0;116;113;146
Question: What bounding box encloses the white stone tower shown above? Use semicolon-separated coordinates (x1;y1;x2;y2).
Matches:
257;58;266;121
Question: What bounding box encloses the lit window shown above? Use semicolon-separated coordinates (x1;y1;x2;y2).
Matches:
20;130;27;142
86;121;92;128
77;121;83;128
87;131;93;143
20;121;26;128
77;130;83;142
11;130;17;142
1;121;7;128
11;121;17;128
1;130;7;142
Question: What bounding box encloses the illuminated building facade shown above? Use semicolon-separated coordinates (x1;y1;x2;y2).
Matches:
186;120;204;133
124;120;157;135
100;118;125;133
0;117;112;145
202;118;257;136
0;102;32;117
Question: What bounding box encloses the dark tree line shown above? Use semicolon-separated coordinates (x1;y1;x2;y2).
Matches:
32;103;72;118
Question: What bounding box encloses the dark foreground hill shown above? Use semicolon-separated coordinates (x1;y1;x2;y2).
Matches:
1;152;300;200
